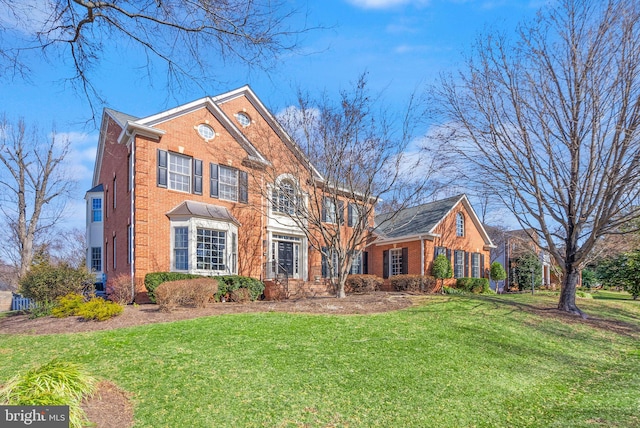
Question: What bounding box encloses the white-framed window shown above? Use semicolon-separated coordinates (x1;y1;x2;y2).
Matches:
170;218;238;275
113;236;117;270
454;250;465;278
456;213;465;237
128;154;133;192
127;225;133;265
196;228;226;271
219;166;238;201
273;179;296;215
323;197;337;223
91;198;102;222
113;177;117;209
350;251;362;274
471;253;479;278
235;112;251;127
91;247;102;272
174;227;189;271
169;153;191;193
390;248;403;276
197;123;215;140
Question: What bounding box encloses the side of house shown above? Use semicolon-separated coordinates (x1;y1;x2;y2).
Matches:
367;195;494;287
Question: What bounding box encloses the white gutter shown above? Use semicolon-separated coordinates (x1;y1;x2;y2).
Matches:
374;233;440;246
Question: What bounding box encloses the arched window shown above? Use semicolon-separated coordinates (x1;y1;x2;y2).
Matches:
456;213;465;237
273;179;296;214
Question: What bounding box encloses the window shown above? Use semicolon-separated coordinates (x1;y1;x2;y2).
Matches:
113;236;117;270
196;229;226;271
197;123;215;140
113;177;117;210
454;250;465;278
350;251;362;274
434;246;447;257
321;247;339;278
91;247;102;272
91;198;102;222
456;213;465;237
127;225;132;265
169;153;191;193
219;166;238;201
209;164;247;203
390;248;403;276
174;227;189;270
128;154;133;192
471;253;481;278
322;197;342;223
273;179;295;214
235;112;251;127
348;203;361;227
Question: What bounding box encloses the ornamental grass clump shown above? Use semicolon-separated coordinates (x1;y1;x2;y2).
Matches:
0;360;97;428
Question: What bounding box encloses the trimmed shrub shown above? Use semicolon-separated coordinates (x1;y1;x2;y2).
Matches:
229;287;251;303
155;277;219;312
455;277;491;294
576;290;594;299
345;275;383;294
107;274;134;304
0;359;96;428
145;272;201;303
390;275;438;293
19;261;95;304
51;293;85;318
75;297;124;321
215;275;265;301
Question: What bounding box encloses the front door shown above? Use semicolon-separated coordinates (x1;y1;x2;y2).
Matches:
277;241;294;276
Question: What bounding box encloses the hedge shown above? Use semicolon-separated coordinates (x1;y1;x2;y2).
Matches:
345;275;383;294
155;278;218;312
144;273;265;303
390;275;437;293
455;277;490;294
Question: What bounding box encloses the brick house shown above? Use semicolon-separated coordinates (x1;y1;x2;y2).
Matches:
85;86;370;301
367;194;495;286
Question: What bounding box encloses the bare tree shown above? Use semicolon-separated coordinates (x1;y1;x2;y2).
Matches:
0;0;316;117
258;76;444;298
431;0;640;316
0;116;74;279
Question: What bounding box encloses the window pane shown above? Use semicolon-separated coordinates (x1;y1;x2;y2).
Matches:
391;248;402;276
196;228;226;271
169;153;191;193
219;166;238;201
92;198;102;222
91;247;102;272
174;227;189;270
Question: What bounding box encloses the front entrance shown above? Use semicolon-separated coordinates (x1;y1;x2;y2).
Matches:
271;234;303;279
277;241;294;276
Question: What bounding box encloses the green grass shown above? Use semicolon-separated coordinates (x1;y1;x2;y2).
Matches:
1;294;638;427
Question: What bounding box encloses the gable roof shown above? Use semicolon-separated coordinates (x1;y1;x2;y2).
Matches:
165;201;240;225
375;194;495;247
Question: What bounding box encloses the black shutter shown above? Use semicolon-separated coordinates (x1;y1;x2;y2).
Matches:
402;247;409;275
480;253;485;277
362;251;368;274
465;252;470;278
209;163;219;198
338;200;345;225
193;159;203;195
157;150;167;188
383;250;389;279
321;247;328;277
238;170;248;203
321;197;328;222
348;203;354;227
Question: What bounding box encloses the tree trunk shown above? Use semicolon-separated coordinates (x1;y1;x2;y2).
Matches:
558;268;586;318
336;276;346;298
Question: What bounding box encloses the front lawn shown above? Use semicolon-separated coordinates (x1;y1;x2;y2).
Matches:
1;294;638;427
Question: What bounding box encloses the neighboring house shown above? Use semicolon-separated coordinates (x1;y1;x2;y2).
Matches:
86;86;366;301
367;194;495;286
487;228;556;291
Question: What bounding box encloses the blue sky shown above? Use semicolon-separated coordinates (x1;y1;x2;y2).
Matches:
1;0;545;229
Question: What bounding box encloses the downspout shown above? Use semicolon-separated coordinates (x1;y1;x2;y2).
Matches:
420;237;425;276
129;134;136;304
